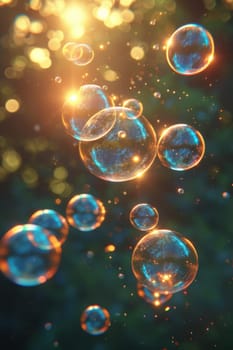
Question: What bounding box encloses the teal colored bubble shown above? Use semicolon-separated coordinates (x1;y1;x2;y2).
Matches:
157;124;205;171
80;305;111;335
0;224;61;286
166;23;214;75
132;229;198;294
28;209;69;248
79;107;157;182
129;203;159;231
66;194;106;231
62;84;113;141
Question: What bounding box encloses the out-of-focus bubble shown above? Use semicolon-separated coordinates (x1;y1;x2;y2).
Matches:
157;124;205;171
0;224;61;286
129;203;159;231
54;76;62;83
62;42;94;66
66;194;106;231
122;98;143;119
153;91;161;99
62;84;114;141
28;209;69;248
131;229;198;294
79;107;157;182
80;305;111;335
137;283;172;307
166;23;214;75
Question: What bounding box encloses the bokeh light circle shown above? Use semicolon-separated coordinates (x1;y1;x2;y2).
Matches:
129;203;159;231
131;229;198;294
157;124;205;171
166;23;214;75
80;304;111;335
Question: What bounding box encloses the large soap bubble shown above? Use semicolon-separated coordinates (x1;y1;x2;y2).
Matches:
166;23;214;75
80;305;111;335
0;224;61;286
62;84;113;141
157;124;205;171
79;107;157;182
131;229;198;294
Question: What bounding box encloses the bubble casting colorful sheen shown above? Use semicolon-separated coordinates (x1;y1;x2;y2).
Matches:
129;203;159;231
28;209;69;248
62;84;113;141
166;23;214;75
131;229;198;294
0;224;61;286
66;194;106;231
137;283;172;307
80;305;111;335
79;107;157;182
157;124;205;171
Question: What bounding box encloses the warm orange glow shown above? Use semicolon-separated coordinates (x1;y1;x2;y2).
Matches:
105;244;116;253
66;91;79;103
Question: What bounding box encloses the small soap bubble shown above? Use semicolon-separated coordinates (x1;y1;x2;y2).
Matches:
62;42;94;66
129;203;159;231
80;305;111;335
166;24;214;75
28;209;69;248
222;192;230;199
157;124;205;171
137;283;172;307
66;194;106;231
153;92;161;99
177;187;184;194
79;107;157;182
131;229;198;294
54;76;62;84
0;224;61;286
44;322;53;331
62;84;114;141
123;98;143;119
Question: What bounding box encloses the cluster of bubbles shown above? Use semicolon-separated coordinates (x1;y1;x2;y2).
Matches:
62;42;94;66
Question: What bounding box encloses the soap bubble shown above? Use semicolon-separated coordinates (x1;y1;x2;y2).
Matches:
131;229;198;294
129;203;159;231
62;42;94;66
80;305;111;335
157;124;205;171
79;107;157;182
28;209;69;248
166;23;214;75
62;84;114;141
137;283;172;307
123;98;143;119
0;224;61;286
66;194;106;231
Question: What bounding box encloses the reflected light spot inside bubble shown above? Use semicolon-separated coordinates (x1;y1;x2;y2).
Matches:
5;99;20;113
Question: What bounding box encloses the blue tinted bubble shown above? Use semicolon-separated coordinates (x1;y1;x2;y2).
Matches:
66;194;106;231
79;107;157;182
62;84;113;141
129;203;159;231
28;209;69;248
137;283;172;307
80;305;111;335
123;98;143;119
0;224;61;286
166;24;214;75
132;229;198;294
157;124;205;171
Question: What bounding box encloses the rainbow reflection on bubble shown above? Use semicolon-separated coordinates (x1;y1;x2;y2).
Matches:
28;209;69;248
79;107;157;182
131;229;198;294
0;224;61;286
62;84;113;141
80;305;111;335
157;124;205;171
66;194;106;231
166;23;214;75
129;203;159;231
137;283;172;307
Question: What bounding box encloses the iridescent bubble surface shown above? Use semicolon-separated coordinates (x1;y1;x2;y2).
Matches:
28;209;69;248
123;98;143;119
137;283;172;307
0;224;61;286
79;107;157;182
80;305;111;335
62;42;94;66
129;203;159;231
131;229;198;294
66;194;106;231
157;124;205;171
62;84;113;141
166;23;214;75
